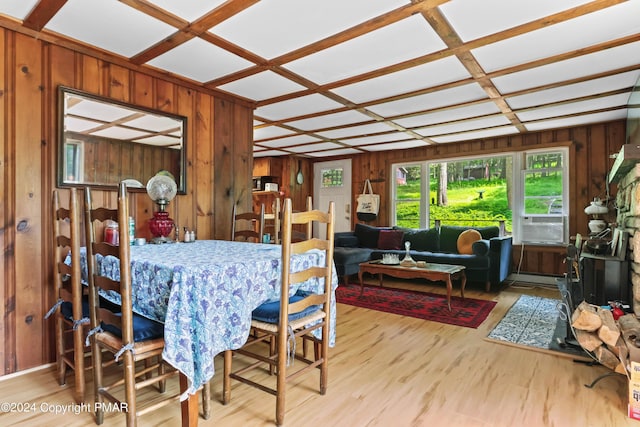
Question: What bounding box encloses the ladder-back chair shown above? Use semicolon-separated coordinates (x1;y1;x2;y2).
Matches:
223;198;335;426
48;188;88;403
85;183;210;426
232;203;265;243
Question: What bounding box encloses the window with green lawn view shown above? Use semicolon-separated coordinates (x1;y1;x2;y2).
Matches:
392;148;568;245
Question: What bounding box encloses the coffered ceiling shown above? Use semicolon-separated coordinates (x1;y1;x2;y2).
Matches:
1;0;639;158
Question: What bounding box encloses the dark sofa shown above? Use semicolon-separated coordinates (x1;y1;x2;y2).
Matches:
333;223;513;291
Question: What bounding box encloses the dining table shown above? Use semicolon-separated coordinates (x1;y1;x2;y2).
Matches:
83;239;338;426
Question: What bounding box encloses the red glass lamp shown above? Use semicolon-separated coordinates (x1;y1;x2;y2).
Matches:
146;171;177;244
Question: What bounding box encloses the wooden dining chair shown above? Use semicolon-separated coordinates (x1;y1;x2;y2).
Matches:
223;198;335;426
291;195;313;243
84;183;210;426
232;202;265;242
48;188;89;403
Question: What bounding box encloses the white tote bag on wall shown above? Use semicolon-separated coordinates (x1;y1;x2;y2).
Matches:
356;179;380;222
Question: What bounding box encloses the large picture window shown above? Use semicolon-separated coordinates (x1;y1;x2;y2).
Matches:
391;148;569;245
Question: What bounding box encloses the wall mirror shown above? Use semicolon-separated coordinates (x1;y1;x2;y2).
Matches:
57;86;186;194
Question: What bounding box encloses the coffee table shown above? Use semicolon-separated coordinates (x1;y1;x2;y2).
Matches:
357;260;466;311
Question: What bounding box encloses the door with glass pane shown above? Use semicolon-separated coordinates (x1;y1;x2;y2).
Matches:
313;159;352;235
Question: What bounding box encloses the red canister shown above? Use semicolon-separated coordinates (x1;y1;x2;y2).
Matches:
104;223;119;246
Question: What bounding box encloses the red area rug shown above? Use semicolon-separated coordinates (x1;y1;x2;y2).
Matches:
336;283;497;329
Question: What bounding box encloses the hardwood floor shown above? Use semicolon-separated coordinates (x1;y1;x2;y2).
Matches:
0;279;634;426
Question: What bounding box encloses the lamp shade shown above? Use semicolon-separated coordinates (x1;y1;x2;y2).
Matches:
146;173;177;204
584;198;608;216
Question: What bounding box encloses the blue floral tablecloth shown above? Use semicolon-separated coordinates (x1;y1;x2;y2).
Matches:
88;240;338;398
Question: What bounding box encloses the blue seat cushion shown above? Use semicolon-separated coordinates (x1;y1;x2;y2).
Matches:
60;299;90;322
60;296;122;322
252;290;322;324
101;313;164;342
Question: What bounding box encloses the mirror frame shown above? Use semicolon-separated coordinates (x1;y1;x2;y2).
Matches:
57;85;187;194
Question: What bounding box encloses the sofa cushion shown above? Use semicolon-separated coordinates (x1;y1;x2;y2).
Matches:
355;223;386;248
457;229;482;254
333;247;374;265
394;226;439;252
377;229;404;250
475;226;500;240
335;232;359;248
440;225;500;253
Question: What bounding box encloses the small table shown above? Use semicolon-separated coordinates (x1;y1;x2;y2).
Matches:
358;260;466;311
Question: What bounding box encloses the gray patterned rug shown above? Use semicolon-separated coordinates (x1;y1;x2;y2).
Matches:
486;294;590;359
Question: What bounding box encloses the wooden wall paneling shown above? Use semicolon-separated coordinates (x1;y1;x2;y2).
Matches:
0;27;256;374
234;101;253;209
133;72;154;109
46;45;76;365
107;140;120;184
14;33;44;369
175;86;194;234
0;28;9;374
129;72;154;240
572;133;589;236
41;43;54;365
106;64;129;102
213;98;234;240
80;55;102;96
194;92;213;239
277;157;291;201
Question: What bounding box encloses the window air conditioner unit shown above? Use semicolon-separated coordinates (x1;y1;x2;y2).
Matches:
520;215;566;244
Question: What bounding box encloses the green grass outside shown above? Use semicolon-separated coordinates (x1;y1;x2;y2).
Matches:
395;175;562;232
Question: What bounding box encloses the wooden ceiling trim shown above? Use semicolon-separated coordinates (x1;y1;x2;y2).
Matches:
206;64;270;88
503;65;640;99
272;0;449;67
255;47;455;107
404;112;503;131
130;30;197;65
199;31;267;66
514;87;634;114
22;0;67;32
253;0;627;109
214;1;452;98
487;33;640;82
130;0;260;65
385;97;491;123
522;104;628;124
210;65;325;100
453;0;628;54
0;14;256;108
119;0;189;28
296;31;640;121
253;105;352;128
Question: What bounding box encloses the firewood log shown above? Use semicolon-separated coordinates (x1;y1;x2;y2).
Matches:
598;308;621;347
595;346;621;370
572;301;602;332
575;329;602;351
619;314;640;362
607;337;623;357
619;343;630;376
618;314;640;340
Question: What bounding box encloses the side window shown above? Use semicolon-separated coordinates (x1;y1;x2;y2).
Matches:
391;148;569;245
519;150;568;244
392;164;423;228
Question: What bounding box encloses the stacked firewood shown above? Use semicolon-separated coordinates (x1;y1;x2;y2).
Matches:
571;301;638;376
